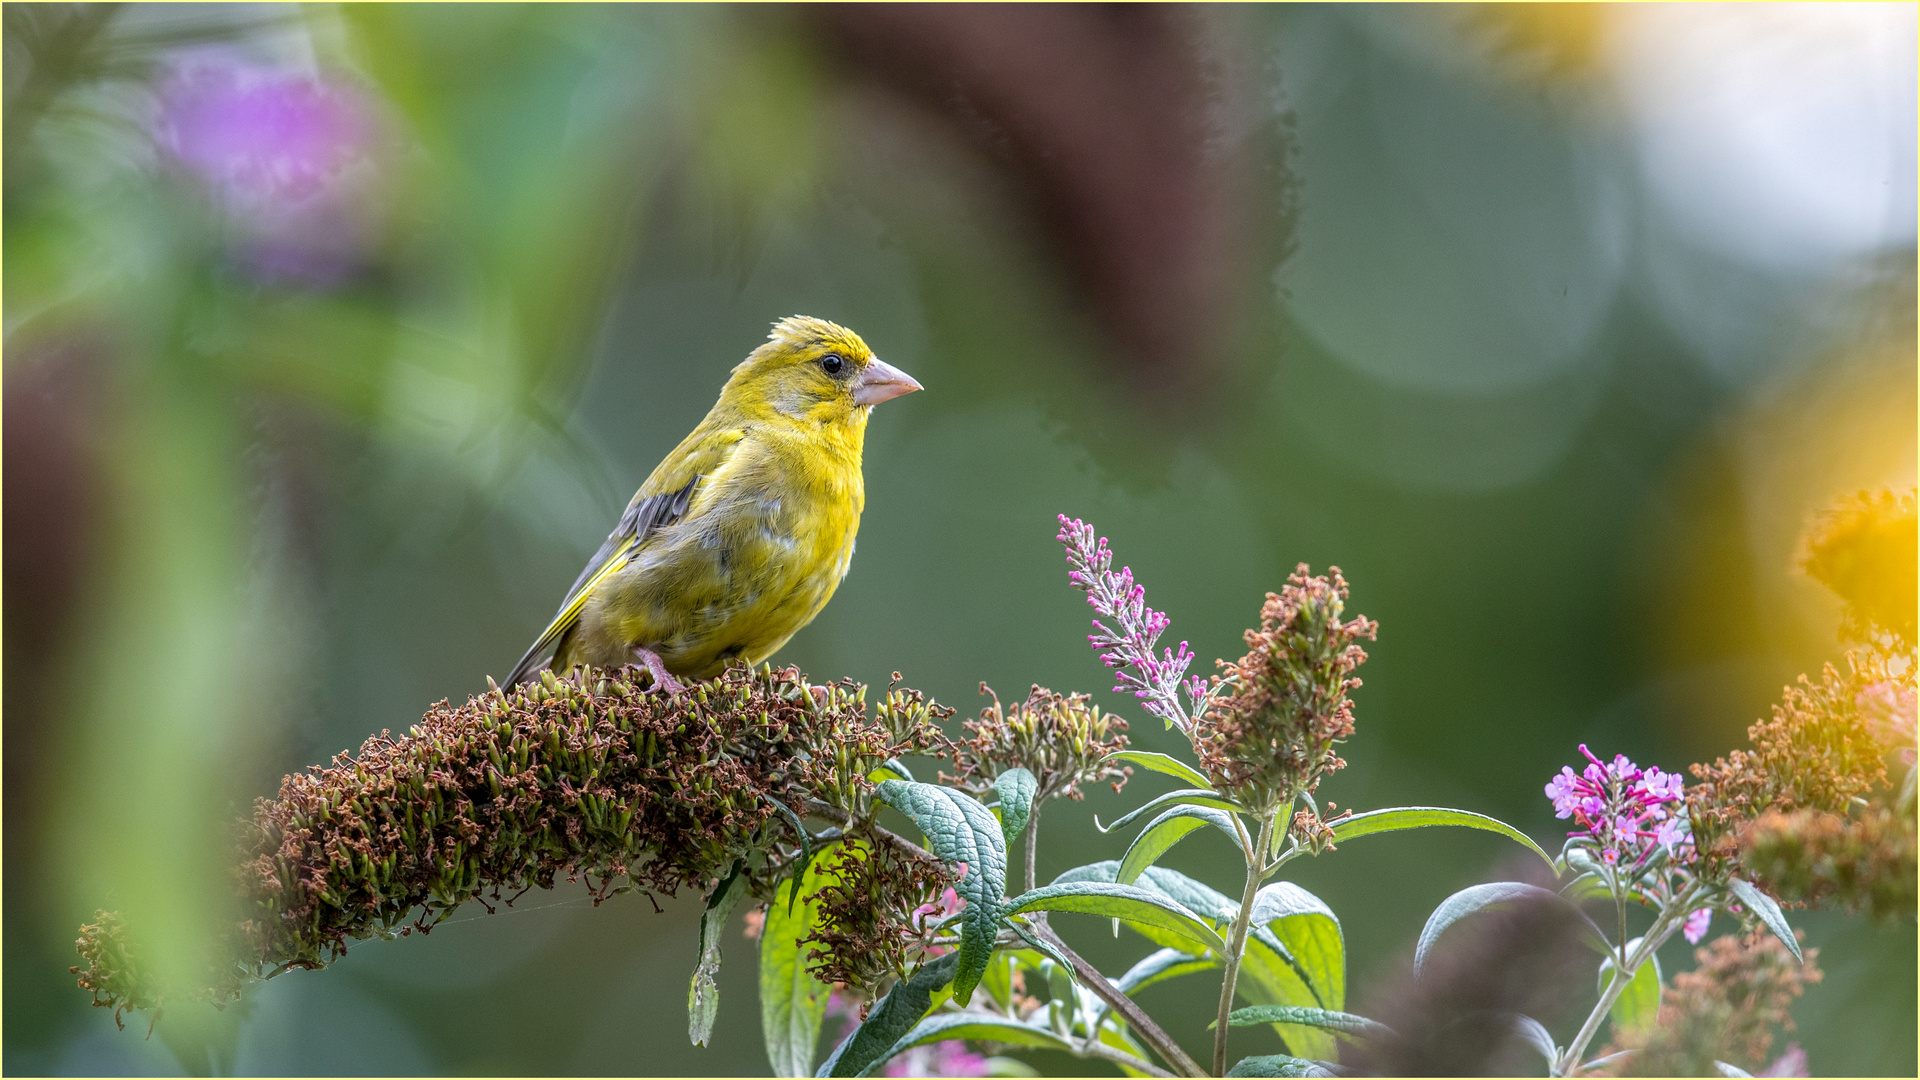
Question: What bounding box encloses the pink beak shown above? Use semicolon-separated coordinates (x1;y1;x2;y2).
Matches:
853;357;924;406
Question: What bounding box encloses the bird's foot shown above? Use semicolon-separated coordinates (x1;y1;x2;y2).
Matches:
632;645;686;697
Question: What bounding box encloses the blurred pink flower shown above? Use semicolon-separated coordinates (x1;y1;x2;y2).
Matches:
882;1039;992;1078
1760;1042;1809;1077
154;58;389;283
1857;680;1917;765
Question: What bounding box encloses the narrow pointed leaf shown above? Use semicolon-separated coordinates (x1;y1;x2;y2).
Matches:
858;1013;1075;1076
1329;807;1553;871
1728;878;1802;963
765;797;814;916
1509;1013;1557;1064
1005;881;1226;955
762;865;836;1076
1116;947;1219;995
1119;804;1240;885
873;780;1009;1004
1099;788;1245;835
1105;750;1214;790
1223;1006;1391;1041
1714;1062;1755;1077
689;865;749;1046
1559;872;1610;902
817;952;961;1077
992;768;1038;854
1414;882;1610;975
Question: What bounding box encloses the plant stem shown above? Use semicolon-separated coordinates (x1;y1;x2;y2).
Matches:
1213;814;1275;1077
1554;901;1690;1076
1034;921;1208;1078
1024;800;1044;895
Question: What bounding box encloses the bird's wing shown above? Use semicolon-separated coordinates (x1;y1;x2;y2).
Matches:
502;427;743;688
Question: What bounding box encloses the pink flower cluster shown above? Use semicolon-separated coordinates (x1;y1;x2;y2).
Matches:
1057;515;1206;732
1545;744;1692;869
1858;680;1917;765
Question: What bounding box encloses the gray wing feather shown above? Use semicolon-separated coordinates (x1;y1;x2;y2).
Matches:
503;475;700;688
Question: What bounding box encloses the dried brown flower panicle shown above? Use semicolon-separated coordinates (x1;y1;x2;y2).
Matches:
1741;803;1916;921
1684;488;1917;905
74;664;950;1025
1603;932;1822;1077
1194;565;1376;813
804;840;956;997
1686;655;1892;878
941;684;1131;802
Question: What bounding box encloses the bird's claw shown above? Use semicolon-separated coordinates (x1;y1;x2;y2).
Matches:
632;646;686;697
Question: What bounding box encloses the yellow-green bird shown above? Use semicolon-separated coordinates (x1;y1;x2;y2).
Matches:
504;315;921;693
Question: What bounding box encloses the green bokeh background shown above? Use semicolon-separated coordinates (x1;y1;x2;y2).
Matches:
5;4;1913;1075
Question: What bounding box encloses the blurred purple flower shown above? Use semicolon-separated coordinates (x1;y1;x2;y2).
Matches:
1545;744;1693;870
153;58;387;284
1683;907;1712;944
1058;514;1205;732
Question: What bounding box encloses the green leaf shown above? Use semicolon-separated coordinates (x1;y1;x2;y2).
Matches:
985;1056;1042;1077
1098;788;1244;834
765;797;814;916
1414;882;1611;975
873;780;1010;1005
870;757;914;783
817;952;961;1077
1226;1054;1338;1077
1105;750;1213;789
859;1012;1075;1076
1115;947;1219;996
761;865;836;1076
1222;1005;1391;1040
689;864;749;1047
1005;881;1226;955
993;768;1038;854
1329;806;1554;872
1508;1014;1557;1064
1559;872;1611;902
1247;883;1345;1058
1598;937;1662;1037
979;949;1045;1012
1118;805;1240;885
1727;879;1802;963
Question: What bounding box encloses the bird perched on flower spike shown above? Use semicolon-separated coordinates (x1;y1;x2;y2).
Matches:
505;316;921;691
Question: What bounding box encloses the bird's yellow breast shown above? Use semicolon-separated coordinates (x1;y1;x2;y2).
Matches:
563;417;866;679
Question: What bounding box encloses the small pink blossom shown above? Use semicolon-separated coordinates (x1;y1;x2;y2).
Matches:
1683;907;1712;944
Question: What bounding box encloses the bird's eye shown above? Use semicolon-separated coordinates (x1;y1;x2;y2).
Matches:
820;353;846;376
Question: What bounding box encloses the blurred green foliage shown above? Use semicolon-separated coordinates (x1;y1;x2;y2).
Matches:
4;4;1912;1075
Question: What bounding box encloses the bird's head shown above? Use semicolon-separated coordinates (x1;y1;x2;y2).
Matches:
723;315;922;427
